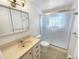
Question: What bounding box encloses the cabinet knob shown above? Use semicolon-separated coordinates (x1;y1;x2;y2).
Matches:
30;52;31;54
36;55;39;58
36;45;39;48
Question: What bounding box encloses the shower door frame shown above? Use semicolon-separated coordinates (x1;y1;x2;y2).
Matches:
39;12;75;49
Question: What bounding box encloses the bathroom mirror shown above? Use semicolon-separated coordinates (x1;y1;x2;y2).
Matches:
0;5;29;36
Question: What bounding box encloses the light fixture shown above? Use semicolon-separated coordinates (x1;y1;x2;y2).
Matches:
8;0;25;7
21;0;25;7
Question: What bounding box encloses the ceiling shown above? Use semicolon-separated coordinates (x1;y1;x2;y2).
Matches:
28;0;74;11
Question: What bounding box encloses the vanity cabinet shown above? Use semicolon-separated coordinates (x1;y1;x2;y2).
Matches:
20;42;40;59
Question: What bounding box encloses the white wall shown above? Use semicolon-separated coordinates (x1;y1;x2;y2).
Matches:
27;2;41;36
0;0;41;46
29;0;74;11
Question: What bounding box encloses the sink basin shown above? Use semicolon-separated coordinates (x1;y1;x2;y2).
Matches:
18;40;33;47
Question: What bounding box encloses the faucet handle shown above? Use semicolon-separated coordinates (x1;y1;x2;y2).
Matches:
19;39;25;47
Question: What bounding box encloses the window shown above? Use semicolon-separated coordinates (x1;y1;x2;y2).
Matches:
47;14;65;31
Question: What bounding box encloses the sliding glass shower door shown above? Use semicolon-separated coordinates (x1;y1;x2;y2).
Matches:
40;12;74;49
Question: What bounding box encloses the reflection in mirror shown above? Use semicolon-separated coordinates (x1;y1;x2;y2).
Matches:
10;9;23;32
0;6;13;35
21;12;29;31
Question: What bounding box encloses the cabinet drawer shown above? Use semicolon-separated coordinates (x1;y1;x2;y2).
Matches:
33;42;40;51
33;43;40;54
32;53;40;59
32;42;40;59
36;48;40;55
34;53;40;59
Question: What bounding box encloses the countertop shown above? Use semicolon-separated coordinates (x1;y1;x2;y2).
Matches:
1;37;40;59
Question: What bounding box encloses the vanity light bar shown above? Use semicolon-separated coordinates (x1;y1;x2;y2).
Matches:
8;0;25;7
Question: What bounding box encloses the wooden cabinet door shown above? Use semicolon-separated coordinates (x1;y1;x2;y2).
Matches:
21;55;27;59
20;50;32;59
28;50;32;59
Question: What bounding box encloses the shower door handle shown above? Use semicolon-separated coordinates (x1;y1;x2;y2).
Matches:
72;32;78;38
73;32;77;34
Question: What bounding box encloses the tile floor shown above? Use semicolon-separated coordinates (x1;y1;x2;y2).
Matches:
40;45;67;59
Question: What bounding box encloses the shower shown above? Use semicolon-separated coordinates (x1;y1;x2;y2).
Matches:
39;9;76;49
